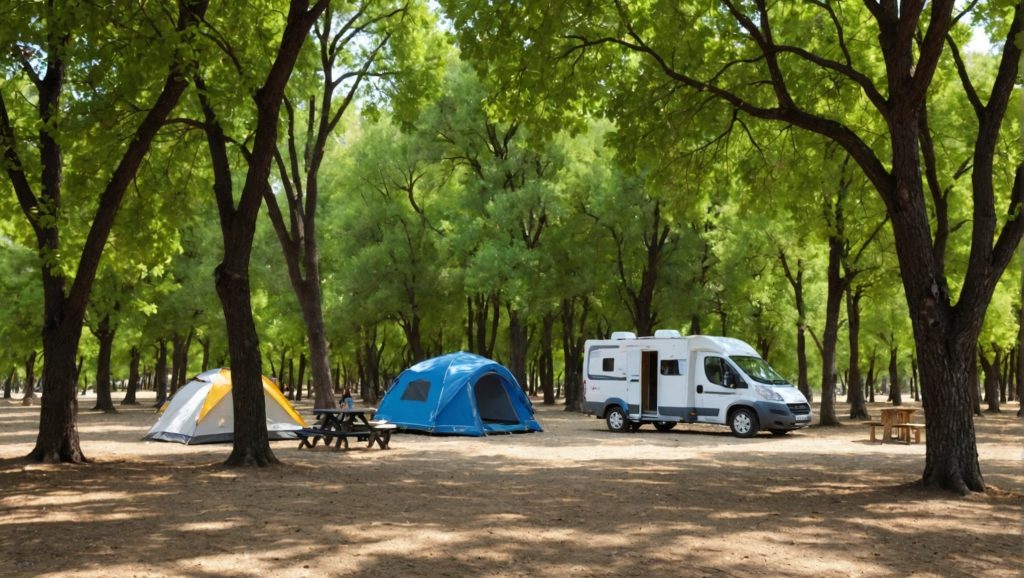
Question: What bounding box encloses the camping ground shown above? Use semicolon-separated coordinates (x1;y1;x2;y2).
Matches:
0;395;1021;577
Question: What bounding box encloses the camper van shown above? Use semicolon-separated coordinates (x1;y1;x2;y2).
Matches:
583;330;812;437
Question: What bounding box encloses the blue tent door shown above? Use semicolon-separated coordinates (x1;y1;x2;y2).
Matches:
475;373;520;425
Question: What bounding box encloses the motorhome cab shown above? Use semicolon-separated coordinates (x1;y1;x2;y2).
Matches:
583;330;812;437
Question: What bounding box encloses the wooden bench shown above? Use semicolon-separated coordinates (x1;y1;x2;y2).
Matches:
367;423;398;449
867;421;885;442
890;423;925;444
296;428;371;450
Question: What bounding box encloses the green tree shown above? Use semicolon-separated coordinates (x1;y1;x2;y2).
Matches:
443;0;1023;494
0;0;208;462
263;1;441;408
193;0;329;466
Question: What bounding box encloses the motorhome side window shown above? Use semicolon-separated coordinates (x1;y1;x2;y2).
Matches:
660;360;679;375
602;358;615;372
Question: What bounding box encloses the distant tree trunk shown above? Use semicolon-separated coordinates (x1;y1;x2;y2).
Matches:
121;346;141;405
779;251;812;402
507;307;529;390
153;339;169;407
846;286;869;419
198;336;211;372
689;314;701;335
561;296;589;412
818;231;844;426
865;351;877;403
295;352;307;402
888;344;902;406
467;293;499;357
357;326;385;403
999;350;1011;403
979;348;1001;413
169;329;193;395
75;356;85;395
21;351;38;406
287;357;296;400
91;314;117;413
2;367;14;399
969;358;983;416
539;312;555;404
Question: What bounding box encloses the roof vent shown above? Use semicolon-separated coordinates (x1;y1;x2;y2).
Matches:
610;331;637;340
654;329;682;338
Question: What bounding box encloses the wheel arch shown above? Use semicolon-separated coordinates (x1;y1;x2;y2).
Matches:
601;398;629;418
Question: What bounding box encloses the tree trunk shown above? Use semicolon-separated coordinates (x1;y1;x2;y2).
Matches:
169;330;192;395
888;344;902;406
291;272;336;409
2;367;14;399
846;287;870;419
507;307;529;390
153;339;169;408
121;346;141;405
91;314;117;413
866;351;876;403
216;262;277;467
75;356;85;395
979;348;1001;413
818;234;844;426
28;323;86;462
779;251;812;402
21;351;37;406
561;296;589;412
295;352;307;402
467;293;499;357
540;312;555;404
199;336;211;372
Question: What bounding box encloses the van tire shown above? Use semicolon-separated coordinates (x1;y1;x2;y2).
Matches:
653;421;676;432
605;407;630;433
729;408;759;438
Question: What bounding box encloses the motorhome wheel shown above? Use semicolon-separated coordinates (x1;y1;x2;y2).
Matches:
605;407;629;433
729;408;759;438
653;421;676;432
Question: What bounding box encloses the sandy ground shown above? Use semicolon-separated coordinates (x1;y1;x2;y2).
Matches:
0;393;1021;578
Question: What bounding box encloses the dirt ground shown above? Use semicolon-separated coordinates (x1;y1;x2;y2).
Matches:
0;393;1021;578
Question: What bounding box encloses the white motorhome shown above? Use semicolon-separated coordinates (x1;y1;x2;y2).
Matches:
583;330;812;437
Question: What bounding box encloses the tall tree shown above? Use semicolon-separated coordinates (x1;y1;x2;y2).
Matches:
0;0;208;462
264;1;438;408
194;0;329;466
444;0;1023;494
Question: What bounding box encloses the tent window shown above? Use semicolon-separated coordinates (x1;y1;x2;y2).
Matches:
402;379;431;402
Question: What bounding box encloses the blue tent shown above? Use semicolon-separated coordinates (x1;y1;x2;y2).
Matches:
375;352;543;436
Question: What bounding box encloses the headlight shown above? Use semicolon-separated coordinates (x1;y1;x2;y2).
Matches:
755;385;784;402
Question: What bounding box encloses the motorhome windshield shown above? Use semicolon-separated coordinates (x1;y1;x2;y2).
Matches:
731;356;789;385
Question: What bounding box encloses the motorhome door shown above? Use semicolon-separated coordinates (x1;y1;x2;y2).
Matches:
695;352;737;423
625;349;642;416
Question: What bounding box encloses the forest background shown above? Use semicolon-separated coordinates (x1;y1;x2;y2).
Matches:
0;1;1020;494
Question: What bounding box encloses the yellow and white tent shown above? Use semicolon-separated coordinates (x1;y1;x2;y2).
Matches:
145;368;307;444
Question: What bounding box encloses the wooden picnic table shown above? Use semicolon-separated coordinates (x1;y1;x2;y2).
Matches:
874;407;922;444
297;407;395;450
